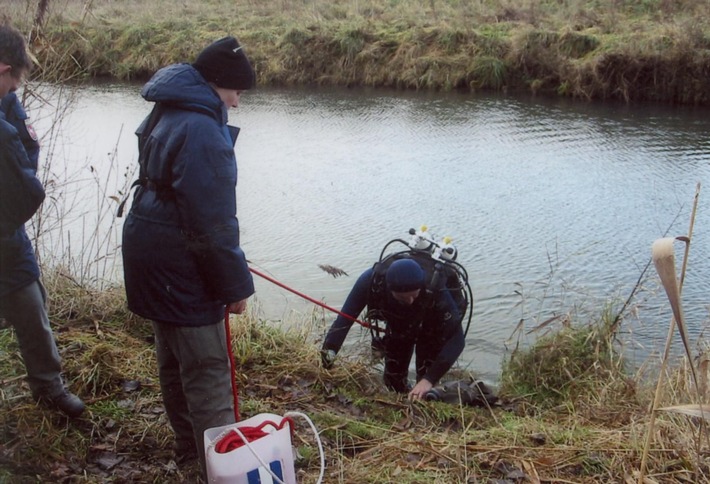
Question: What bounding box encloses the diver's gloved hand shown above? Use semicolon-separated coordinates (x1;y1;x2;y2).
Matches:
320;349;336;369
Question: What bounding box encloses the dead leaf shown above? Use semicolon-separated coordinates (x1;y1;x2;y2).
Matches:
628;469;661;483
521;459;541;484
526;314;563;334
405;453;421;465
121;380;141;392
92;319;104;337
529;433;546;445
94;452;124;471
659;404;710;420
699;353;710;398
652;237;695;381
317;264;349;278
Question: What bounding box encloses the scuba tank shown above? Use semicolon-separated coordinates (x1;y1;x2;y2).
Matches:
408;225;436;252
434;236;457;261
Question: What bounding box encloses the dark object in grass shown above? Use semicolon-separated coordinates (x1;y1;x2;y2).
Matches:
424;380;498;407
121;380;142;392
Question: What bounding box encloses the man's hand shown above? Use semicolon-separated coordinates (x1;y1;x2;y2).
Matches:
320;349;336;369
408;378;433;401
227;299;248;315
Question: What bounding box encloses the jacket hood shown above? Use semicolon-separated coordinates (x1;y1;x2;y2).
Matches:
141;63;227;122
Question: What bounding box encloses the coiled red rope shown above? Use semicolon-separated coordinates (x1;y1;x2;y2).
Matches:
215;417;295;454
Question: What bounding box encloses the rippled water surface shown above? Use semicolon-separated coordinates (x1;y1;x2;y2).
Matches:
29;84;710;381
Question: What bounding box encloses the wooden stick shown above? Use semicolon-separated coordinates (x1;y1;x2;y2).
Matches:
639;182;701;483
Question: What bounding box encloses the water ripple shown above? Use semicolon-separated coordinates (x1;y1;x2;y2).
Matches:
33;84;710;382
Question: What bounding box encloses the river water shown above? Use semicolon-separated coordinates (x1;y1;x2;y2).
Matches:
24;83;710;382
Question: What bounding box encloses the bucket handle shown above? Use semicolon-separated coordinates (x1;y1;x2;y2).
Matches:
285;411;325;484
207;412;325;484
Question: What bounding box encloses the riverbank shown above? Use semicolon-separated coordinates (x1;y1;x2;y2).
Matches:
0;273;706;482
8;0;710;105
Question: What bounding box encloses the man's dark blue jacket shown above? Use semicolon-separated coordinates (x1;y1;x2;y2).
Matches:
122;63;254;325
0;93;43;297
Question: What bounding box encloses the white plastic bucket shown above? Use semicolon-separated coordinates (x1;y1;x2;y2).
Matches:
204;413;296;484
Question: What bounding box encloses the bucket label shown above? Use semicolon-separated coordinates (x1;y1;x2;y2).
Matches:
247;460;284;484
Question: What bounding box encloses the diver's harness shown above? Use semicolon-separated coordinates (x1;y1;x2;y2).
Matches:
365;227;473;347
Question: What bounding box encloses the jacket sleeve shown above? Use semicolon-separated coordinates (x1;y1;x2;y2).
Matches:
171;118;254;303
421;291;465;385
322;269;373;353
0;124;45;237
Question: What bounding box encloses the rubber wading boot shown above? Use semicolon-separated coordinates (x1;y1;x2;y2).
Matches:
36;390;86;418
173;439;198;466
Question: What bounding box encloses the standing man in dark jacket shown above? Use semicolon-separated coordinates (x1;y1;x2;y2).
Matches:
0;23;85;418
321;256;465;400
121;36;256;476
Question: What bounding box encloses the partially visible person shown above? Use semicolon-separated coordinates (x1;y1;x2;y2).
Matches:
121;36;256;477
321;255;466;401
0;22;85;418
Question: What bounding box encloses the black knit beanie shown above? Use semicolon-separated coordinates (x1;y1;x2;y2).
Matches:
192;36;255;90
386;259;425;292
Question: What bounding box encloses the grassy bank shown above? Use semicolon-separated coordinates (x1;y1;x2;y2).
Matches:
7;0;710;104
1;268;709;483
2;2;710;482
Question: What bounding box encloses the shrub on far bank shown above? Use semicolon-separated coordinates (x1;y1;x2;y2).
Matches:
6;0;710;104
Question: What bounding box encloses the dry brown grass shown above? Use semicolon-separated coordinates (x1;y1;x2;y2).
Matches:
5;0;710;104
3;288;710;482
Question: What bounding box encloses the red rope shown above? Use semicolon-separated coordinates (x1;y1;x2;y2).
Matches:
248;266;382;332
224;307;240;422
224;266;380;423
214;417;294;454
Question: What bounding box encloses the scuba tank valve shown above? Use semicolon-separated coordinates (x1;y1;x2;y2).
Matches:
408;225;435;251
433;236;457;261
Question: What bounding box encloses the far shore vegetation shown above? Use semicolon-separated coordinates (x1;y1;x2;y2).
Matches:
6;0;710;105
2;1;710;483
